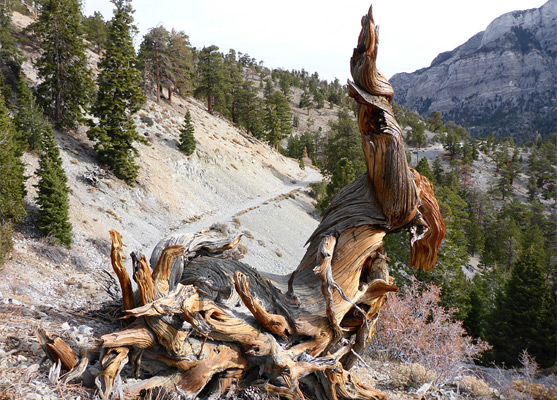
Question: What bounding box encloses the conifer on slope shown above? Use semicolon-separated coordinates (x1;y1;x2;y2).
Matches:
33;0;93;129
35;125;72;247
178;110;196;155
88;0;147;183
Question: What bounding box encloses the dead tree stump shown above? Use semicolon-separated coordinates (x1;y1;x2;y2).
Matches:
85;5;445;399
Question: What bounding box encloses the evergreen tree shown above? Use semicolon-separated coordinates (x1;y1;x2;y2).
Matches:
138;25;172;103
33;0;93;129
168;29;193;96
318;157;355;210
35;125;72;247
487;247;556;368
426;110;444;132
178;110;196;155
0;92;26;223
0;92;25;267
424;185;471;320
325;108;365;175
299;89;312;109
194;45;225;115
87;0;147;183
225;50;245;123
0;0;20;61
264;91;291;148
237;78;262;137
415;157;434;182
14;73;44;150
82;11;107;52
527;135;557;201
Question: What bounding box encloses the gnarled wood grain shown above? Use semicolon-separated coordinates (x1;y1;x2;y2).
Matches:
89;5;445;399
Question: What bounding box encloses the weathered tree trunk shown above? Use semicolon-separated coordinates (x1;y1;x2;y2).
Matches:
79;5;445;400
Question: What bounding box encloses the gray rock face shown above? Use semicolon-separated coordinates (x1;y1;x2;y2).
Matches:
390;0;557;141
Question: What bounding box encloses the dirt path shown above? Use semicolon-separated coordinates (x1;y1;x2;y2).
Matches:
176;166;322;236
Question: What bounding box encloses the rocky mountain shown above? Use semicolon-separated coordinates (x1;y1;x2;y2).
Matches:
390;0;557;141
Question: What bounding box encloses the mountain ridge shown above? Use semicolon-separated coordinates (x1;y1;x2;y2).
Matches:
390;0;557;141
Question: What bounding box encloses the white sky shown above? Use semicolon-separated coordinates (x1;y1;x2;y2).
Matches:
83;0;548;82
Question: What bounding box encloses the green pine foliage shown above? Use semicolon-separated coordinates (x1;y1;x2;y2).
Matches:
324;108;365;175
33;0;93;129
35;125;72;247
317;157;355;211
194;45;225;115
82;11;108;52
415;157;434;182
0;93;26;267
14;73;45;150
264;91;292;148
0;92;26;221
178;110;196;155
0;0;21;61
138;25;172;103
486;247;556;368
88;0;147;183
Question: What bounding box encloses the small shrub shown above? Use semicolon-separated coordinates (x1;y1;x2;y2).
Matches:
519;349;538;383
512;381;557;400
457;376;494;398
243;230;254;240
390;363;435;390
371;278;491;382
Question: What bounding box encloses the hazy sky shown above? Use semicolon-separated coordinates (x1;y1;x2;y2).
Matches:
83;0;548;82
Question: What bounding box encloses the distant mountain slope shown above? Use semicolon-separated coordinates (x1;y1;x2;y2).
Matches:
390;0;557;141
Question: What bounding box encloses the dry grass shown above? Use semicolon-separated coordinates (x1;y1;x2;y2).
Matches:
457;376;495;398
389;363;436;390
512;380;557;400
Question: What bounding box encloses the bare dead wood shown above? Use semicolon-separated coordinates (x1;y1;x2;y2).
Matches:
109;230;135;311
37;329;78;371
151;244;185;296
90;4;445;400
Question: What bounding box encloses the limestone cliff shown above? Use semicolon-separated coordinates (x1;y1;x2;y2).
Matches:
390;0;557;141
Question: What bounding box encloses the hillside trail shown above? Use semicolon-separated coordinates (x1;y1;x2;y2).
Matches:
175;165;322;236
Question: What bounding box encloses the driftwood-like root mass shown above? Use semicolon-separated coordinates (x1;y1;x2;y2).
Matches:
56;5;445;399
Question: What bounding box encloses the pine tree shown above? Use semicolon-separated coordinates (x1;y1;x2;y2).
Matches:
178;110;196;156
194;45;225;115
0;0;20;61
426;110;444;132
318;157;356;210
82;11;108;53
138;25;172;103
88;0;147;183
237;79;263;138
35;125;72;247
0;92;26;223
0;92;26;267
33;0;93;129
487;247;556;368
325;108;365;175
415;157;434;182
168;29;193;96
14;73;45;150
264;91;292;148
223;50;243;123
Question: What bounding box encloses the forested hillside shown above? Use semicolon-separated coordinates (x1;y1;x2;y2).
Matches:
0;0;555;399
